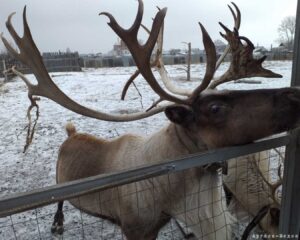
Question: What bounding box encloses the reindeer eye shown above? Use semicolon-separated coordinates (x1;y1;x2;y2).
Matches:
210;104;221;114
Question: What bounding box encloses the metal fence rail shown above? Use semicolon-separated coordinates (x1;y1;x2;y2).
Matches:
278;0;300;235
0;133;291;218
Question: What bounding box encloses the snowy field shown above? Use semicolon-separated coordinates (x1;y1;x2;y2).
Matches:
0;61;293;239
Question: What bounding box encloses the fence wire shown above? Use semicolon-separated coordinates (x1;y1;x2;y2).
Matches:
0;145;289;240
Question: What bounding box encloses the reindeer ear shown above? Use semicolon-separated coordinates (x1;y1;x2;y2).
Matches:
165;105;194;125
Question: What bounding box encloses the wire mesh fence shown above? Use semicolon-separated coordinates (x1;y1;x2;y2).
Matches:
0;52;82;80
0;134;295;240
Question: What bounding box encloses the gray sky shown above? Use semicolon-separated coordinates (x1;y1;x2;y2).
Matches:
0;0;297;54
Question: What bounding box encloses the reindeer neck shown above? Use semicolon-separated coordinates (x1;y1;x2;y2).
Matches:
173;124;207;154
142;123;207;164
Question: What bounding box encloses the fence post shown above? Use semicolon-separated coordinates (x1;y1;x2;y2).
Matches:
2;59;8;82
279;0;300;236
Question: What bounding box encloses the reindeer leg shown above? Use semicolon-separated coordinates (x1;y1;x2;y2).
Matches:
154;212;195;239
143;212;171;240
173;218;195;239
51;201;64;235
223;184;233;206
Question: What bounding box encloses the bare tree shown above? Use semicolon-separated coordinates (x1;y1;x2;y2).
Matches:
277;16;296;50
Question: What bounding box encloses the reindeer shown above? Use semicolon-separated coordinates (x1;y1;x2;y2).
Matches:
223;151;283;238
121;6;285;237
2;1;300;239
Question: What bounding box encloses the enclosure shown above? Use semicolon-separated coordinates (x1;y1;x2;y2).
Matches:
0;60;299;239
0;1;300;240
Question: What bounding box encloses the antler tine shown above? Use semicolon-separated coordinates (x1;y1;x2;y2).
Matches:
100;0;185;104
1;13;23;61
1;7;170;122
120;23;162;101
143;15;192;97
120;23;161;101
253;159;282;207
239;36;255;50
151;10;192;97
144;8;166;58
121;70;140;100
229;2;241;29
155;22;192;97
99;0;143;43
188;23;216;102
121;12;191;101
215;2;241;70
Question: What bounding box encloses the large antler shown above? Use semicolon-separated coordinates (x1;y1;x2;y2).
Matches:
208;23;282;89
156;2;241;98
101;0;217;105
153;10;192;97
155;1;281;94
100;0;186;104
121;2;241;101
1;7;168;122
120;20;163;100
153;22;217;105
4;1;278;122
1;1;217;124
188;24;217;102
1;1;283;152
121;10;192;100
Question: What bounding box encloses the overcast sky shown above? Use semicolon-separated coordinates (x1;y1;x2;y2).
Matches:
0;0;297;54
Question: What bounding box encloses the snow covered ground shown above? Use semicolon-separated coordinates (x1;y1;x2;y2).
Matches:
0;61;293;239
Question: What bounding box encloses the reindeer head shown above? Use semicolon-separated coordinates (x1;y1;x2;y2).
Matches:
1;0;300;151
166;87;300;148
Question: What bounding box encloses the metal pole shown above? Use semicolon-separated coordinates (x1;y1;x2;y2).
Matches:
2;59;8;82
0;134;290;217
279;0;300;236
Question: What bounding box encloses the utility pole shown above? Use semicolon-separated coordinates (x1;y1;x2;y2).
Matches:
182;42;191;81
2;60;8;82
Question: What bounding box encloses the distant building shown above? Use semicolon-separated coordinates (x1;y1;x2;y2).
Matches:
169;49;182;55
81;39;135;67
253;46;268;59
111;39;130;56
81;38;294;70
161;48;206;65
214;39;227;53
191;48;206;63
269;44;293;60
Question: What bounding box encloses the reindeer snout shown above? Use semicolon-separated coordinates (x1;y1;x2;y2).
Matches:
286;88;300;103
270;88;300;132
